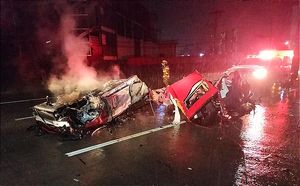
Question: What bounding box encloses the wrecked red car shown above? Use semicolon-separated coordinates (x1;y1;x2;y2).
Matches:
151;65;268;123
33;75;149;139
151;71;221;124
167;71;218;120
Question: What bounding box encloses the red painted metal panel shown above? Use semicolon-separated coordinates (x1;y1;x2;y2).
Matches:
167;71;218;120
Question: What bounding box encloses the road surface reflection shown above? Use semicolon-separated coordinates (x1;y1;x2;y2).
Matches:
234;95;298;185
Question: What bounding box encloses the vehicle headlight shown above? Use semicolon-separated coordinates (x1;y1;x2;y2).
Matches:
258;50;277;60
252;68;267;79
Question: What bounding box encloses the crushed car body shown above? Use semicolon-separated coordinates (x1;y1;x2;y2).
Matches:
151;65;268;123
32;65;267;139
33;75;149;138
151;70;220;124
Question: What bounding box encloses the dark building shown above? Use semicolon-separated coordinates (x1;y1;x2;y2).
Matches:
1;0;170;89
69;0;163;65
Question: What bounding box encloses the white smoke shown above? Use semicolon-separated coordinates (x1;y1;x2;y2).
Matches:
48;14;122;95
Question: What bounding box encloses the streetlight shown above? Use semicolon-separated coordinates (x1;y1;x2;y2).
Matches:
284;41;289;46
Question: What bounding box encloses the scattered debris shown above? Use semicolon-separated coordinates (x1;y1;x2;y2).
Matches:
91;126;107;136
78;158;86;165
262;154;272;161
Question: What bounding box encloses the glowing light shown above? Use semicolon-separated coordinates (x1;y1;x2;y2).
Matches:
252;68;267;79
284;41;289;45
280;90;285;101
45;40;51;44
277;50;294;61
258;50;277;60
245;105;266;141
199;53;205;57
155;105;167;125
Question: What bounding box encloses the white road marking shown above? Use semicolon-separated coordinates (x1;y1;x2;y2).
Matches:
65;121;186;157
0;98;46;105
15;116;35;121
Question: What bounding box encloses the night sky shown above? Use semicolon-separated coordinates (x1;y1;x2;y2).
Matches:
142;0;298;55
142;0;216;54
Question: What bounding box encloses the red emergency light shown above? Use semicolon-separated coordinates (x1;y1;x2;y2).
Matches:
258;50;277;60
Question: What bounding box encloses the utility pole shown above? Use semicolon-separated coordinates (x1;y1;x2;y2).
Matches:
210;9;224;55
290;0;299;82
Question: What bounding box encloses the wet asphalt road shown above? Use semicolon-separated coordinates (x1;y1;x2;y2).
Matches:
0;89;299;185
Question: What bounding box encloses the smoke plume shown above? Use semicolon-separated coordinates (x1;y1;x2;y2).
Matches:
47;14;121;95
